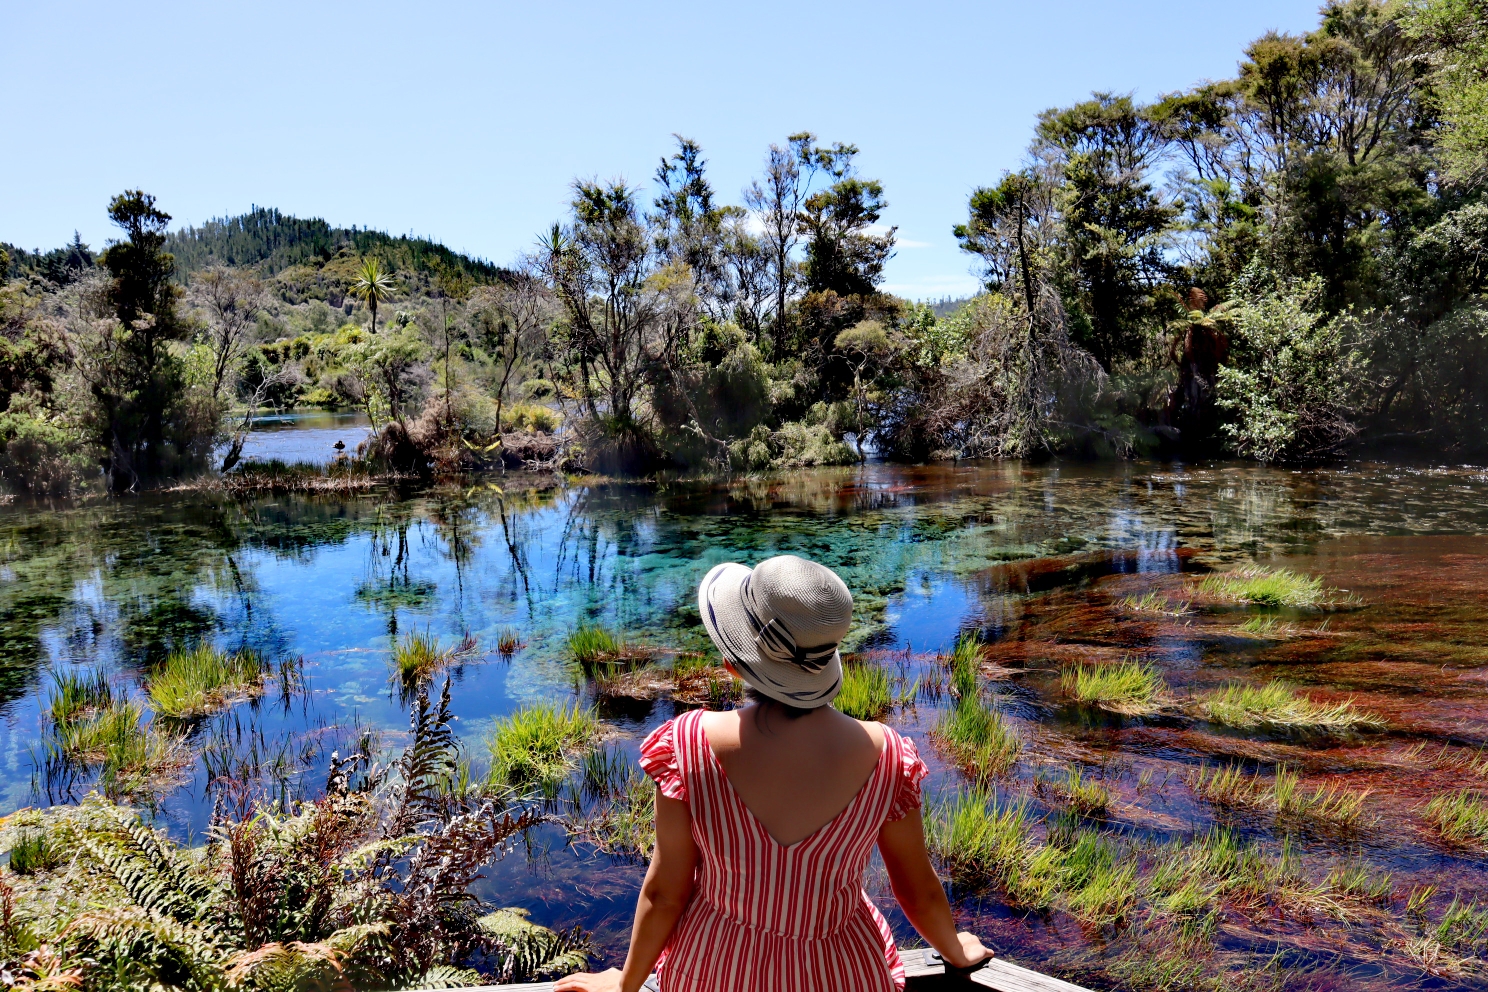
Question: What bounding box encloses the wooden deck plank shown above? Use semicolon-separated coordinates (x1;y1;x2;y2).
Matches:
444;947;1092;992
970;958;1091;992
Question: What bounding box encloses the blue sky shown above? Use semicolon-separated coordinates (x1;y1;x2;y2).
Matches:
2;0;1321;300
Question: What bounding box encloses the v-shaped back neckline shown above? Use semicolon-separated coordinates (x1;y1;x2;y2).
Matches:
693;711;891;850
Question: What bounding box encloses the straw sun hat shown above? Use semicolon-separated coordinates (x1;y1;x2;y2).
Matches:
698;555;853;708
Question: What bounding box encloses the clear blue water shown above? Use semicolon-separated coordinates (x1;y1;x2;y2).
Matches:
6;459;1488;986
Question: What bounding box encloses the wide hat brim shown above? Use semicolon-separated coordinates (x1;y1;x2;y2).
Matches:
698;562;842;708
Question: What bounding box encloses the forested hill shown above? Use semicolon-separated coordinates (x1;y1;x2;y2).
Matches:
164;207;511;283
1;207;510;287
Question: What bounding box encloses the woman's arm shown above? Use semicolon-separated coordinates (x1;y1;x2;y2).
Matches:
877;809;992;969
555;788;699;992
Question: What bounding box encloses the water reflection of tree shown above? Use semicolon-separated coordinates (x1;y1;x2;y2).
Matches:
0;494;377;703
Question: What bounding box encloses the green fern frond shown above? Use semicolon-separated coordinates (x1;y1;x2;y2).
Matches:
402;963;482;989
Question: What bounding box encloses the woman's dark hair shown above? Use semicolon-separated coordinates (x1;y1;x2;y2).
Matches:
744;687;814;722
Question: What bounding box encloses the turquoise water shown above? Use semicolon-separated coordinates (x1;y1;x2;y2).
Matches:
6;459;1488;987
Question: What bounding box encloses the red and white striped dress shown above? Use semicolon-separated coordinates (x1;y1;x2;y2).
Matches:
638;708;930;992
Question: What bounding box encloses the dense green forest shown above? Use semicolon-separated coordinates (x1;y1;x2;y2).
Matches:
2;0;1486;494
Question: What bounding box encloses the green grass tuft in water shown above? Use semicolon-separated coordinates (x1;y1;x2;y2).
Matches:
934;698;1022;777
1056;829;1138;924
496;626;525;656
1237;614;1288;638
1197;680;1383;732
1061;660;1166;715
836;663;892;720
1120;591;1194;617
1425;789;1488;847
1042;765;1112;818
569;624;622;664
1189;762;1371;828
924;786;1054;904
569;769;657;859
487;702;599;786
946;633;982;699
47;669;115;725
54;698;189;797
1199;566;1329;608
149;645;271;719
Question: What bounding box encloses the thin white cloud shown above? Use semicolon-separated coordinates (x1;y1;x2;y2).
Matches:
896;238;932;249
879;274;982;301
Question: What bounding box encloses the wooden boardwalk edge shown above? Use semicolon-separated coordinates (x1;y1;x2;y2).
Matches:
450;946;1093;992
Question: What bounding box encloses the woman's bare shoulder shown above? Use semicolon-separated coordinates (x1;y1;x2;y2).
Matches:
854;718;888;751
699;708;740;747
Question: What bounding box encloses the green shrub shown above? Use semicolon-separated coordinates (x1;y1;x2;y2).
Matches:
1215;276;1359;463
0;408;91;494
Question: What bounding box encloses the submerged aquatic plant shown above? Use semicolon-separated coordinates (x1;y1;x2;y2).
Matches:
1120;591;1194;617
1061;660;1166;715
148;644;271;719
1198;566;1330;608
934;698;1022;777
1196;680;1383;732
487;702;600;786
836;663;892;720
1425;789;1488;847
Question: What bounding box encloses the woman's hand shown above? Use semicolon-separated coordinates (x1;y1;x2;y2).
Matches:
943;931;994;969
553;967;624;992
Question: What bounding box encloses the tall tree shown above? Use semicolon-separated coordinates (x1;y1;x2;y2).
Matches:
954;170;1053;320
192;266;264;399
88;190;200;489
652;135;732;318
1035;93;1177;370
1408;0;1488;183
349;257;395;334
800;142;897;298
540;182;691;461
744;133;816;355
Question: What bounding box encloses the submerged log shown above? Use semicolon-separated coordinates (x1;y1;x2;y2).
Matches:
454;947;1093;991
